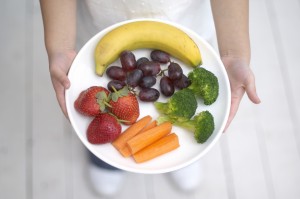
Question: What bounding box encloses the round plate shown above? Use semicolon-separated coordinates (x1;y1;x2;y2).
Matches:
66;19;230;174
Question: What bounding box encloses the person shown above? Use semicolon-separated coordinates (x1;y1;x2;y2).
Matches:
40;0;261;196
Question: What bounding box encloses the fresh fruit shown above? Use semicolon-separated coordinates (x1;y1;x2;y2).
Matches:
173;74;191;89
168;62;183;80
126;69;143;88
108;87;140;125
94;20;202;76
139;88;160;102
150;50;170;63
107;80;126;92
87;113;121;144
74;86;110;116
138;61;161;76
120;50;137;72
139;76;156;88
160;76;175;97
106;66;126;81
136;57;149;68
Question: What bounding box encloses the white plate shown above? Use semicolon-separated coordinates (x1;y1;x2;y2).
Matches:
66;19;230;174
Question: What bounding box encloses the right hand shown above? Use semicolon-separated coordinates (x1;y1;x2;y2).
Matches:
48;50;77;119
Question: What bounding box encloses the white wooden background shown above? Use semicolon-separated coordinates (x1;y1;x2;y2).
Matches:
1;0;300;198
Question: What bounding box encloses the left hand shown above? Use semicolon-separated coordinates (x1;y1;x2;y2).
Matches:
221;56;261;132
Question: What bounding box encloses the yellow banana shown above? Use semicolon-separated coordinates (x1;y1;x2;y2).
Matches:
94;20;202;76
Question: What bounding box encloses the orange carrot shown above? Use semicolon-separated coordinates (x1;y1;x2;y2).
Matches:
141;120;157;132
133;133;180;163
127;121;172;154
117;120;158;157
112;115;152;150
118;146;132;157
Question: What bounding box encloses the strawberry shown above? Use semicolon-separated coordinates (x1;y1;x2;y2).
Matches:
74;86;110;116
87;113;121;144
108;86;140;125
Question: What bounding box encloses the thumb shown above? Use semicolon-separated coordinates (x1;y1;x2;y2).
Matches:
51;67;71;89
245;72;261;104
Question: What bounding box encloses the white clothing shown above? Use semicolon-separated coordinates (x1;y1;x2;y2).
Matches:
84;0;215;42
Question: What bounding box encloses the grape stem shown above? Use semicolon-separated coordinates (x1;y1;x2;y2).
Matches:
157;68;168;77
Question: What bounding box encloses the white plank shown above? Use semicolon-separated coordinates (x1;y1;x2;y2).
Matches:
222;105;269;199
249;0;300;198
268;0;300;157
31;2;69;198
0;0;28;198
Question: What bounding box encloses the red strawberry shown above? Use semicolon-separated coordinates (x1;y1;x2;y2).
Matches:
87;113;121;144
108;87;139;125
74;86;110;116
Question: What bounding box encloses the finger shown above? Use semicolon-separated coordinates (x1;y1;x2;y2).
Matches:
224;89;244;132
51;67;71;89
245;73;261;104
55;86;70;120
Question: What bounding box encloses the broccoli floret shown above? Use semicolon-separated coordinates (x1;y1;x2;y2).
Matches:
188;67;219;105
154;88;197;123
175;111;215;143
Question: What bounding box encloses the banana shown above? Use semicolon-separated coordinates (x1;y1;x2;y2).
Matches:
94;20;202;76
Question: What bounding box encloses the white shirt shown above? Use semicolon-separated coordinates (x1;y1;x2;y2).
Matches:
85;0;215;41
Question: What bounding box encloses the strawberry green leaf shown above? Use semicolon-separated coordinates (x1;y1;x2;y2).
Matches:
111;93;119;102
96;91;110;110
96;91;108;101
99;103;106;112
118;86;129;97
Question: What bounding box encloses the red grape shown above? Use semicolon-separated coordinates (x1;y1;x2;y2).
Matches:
107;80;126;92
106;66;126;81
138;61;161;76
168;62;183;80
139;88;160;102
136;57;149;68
139;76;156;88
126;69;143;88
120;50;136;72
160;76;175;97
173;74;191;89
150;50;170;63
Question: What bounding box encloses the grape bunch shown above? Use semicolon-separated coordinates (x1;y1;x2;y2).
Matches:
105;50;191;102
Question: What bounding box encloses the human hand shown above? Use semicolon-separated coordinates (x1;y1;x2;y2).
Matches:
221;56;261;132
48;50;77;119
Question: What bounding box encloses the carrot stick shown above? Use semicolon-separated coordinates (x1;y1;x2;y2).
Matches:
118;120;158;157
118;146;132;157
127;121;172;154
141;120;157;132
112;115;152;150
133;133;180;163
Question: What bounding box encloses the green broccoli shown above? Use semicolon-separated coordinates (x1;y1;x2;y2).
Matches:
175;110;215;143
188;67;219;105
154;88;197;123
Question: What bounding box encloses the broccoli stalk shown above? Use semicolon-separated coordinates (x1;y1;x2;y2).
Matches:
174;111;215;143
154;88;197;123
188;67;219;105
